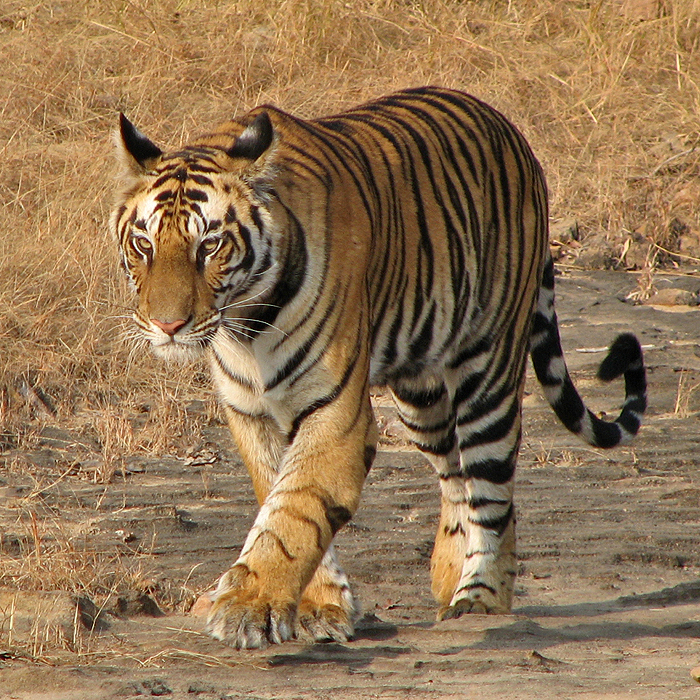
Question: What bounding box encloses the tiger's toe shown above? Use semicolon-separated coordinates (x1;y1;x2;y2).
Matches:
437;589;510;620
295;601;355;643
206;590;295;649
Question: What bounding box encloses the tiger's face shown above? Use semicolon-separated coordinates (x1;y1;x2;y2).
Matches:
111;113;277;361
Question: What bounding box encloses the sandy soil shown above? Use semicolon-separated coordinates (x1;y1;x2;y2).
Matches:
1;268;699;699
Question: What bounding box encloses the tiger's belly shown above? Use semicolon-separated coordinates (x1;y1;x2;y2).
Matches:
368;297;475;387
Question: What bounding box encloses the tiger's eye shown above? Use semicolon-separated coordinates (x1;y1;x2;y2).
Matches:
131;234;153;257
200;237;222;256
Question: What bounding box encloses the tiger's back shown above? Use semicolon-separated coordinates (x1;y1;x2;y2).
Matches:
112;86;646;648
212;87;547;385
314;89;547;385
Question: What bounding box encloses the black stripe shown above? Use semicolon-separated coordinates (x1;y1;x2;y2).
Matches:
279;509;325;551
261;529;296;561
152;172;173;188
189;173;213;186
211;350;258;391
551;379;586;432
469;503;514;536
408;304;436;361
452;370;487;408
398;414;453;433
381;293;405;368
458;401;518;451
624;396;646;415
236;223;256;271
391;382;447;409
590;416;623;448
455;581;498;597
530;310;551;338
463;447;517;484
468;496;511;509
616;411;641;435
187;162;220;173
447;338;490;371
364;445;376;474
184;188;208;202
287;350;358;443
444;522;466;536
115;203;127;224
246;236;306;338
541;256;555;289
325;505;352;535
265;287;338;391
414;432;456;456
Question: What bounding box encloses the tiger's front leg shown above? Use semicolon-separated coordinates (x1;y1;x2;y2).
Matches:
208;398;375;648
220;408;362;643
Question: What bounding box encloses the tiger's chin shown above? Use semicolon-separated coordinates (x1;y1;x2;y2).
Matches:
150;341;206;364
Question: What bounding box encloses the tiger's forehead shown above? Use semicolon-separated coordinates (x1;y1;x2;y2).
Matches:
149;147;234;195
128;152;251;239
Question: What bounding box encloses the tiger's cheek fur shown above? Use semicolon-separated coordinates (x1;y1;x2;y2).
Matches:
120;237;148;293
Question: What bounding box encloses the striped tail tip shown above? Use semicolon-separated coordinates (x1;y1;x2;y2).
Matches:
591;333;647;446
597;332;644;382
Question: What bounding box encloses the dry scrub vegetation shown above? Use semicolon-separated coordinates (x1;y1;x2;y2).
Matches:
0;0;699;602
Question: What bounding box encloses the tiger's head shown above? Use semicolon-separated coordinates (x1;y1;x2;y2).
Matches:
111;111;287;361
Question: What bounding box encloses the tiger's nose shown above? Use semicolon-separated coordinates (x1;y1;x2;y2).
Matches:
151;318;188;336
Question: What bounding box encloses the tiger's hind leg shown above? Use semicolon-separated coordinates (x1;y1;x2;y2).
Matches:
218;407;359;644
391;355;521;619
389;374;472;614
436;345;524;618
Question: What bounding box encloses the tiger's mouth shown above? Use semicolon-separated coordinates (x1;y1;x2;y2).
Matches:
149;336;207;363
136;305;263;362
137;314;219;363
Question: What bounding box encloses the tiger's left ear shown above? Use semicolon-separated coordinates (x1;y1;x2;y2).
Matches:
226;111;273;162
115;113;163;176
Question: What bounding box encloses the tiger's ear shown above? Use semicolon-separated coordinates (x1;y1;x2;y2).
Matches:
115;113;163;176
226;111;273;162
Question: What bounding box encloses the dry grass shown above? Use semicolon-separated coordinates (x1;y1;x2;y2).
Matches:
1;0;699;432
0;0;699;602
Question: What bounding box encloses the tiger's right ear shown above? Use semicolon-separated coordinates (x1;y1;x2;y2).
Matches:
226;111;273;162
115;113;163;176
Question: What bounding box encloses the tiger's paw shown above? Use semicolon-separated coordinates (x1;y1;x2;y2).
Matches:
206;592;295;649
437;590;508;620
294;599;355;643
294;545;358;643
436;573;514;620
206;566;295;649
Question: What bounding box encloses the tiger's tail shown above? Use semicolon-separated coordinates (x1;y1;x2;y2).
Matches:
530;256;647;448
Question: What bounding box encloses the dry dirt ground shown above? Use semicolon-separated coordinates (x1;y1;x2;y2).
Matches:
1;267;700;699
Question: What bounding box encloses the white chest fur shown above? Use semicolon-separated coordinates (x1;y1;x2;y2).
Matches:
208;333;295;433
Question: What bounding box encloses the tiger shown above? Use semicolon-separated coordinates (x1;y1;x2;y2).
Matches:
111;86;647;649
